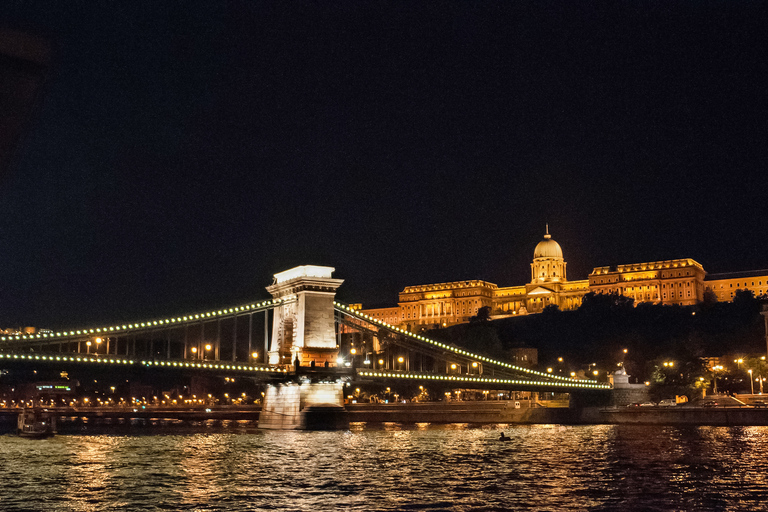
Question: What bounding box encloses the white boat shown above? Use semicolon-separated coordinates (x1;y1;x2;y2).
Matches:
16;409;56;438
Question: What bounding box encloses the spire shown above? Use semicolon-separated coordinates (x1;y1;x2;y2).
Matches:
544;223;551;239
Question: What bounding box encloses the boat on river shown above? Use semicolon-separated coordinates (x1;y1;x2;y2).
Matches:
17;408;56;438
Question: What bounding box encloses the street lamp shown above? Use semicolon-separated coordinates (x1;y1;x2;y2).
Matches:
205;344;212;360
735;358;744;369
749;369;755;394
86;341;92;354
191;347;198;359
95;337;102;354
713;365;724;394
251;351;259;361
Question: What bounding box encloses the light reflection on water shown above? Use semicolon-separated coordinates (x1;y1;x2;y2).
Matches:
1;423;768;511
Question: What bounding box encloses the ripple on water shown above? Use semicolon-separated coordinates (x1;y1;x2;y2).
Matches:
2;424;768;510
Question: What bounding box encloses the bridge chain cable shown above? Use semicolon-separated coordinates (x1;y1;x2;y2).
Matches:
0;298;291;348
334;301;610;389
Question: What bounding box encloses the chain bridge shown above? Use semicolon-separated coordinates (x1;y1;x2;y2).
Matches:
1;265;610;428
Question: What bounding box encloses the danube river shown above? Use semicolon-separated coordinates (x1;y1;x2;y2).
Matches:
1;420;767;511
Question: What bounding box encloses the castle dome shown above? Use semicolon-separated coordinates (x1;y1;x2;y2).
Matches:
533;225;563;259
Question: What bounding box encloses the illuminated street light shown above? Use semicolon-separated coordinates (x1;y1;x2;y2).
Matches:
547;367;553;373
713;365;724;394
749;369;755;394
86;340;92;354
251;351;259;360
735;358;744;369
350;348;357;355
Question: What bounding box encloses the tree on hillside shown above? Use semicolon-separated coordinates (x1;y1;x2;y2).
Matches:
733;289;761;316
470;306;491;323
701;288;718;310
579;292;634;314
647;354;708;402
542;304;560;316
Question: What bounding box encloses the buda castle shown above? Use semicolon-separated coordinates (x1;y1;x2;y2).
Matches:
356;226;768;333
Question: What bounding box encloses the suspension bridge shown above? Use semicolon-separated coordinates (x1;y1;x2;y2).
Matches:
0;265;610;428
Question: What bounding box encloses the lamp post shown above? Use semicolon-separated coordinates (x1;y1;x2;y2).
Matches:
749;369;755;395
205;344;212;361
86;340;92;354
713;365;723;394
191;346;198;359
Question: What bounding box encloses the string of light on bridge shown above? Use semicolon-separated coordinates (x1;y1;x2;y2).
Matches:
0;299;285;343
0;353;288;373
334;301;602;386
357;370;610;389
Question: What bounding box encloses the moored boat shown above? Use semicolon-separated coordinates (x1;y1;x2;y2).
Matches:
16;408;56;438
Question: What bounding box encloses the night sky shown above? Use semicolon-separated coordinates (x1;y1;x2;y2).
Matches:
2;2;766;329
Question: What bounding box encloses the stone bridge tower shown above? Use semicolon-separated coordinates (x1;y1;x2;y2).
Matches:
266;265;343;366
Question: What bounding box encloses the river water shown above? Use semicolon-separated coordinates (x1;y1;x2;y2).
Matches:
1;420;767;511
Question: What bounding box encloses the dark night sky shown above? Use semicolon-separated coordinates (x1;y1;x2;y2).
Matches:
1;2;767;328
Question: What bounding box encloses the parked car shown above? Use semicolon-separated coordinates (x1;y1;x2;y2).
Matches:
639;401;655;407
703;401;719;408
658;399;677;407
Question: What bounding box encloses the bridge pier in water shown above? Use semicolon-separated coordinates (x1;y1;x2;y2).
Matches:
258;381;348;430
259;265;349;430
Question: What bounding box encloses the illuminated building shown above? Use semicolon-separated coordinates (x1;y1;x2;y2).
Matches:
360;226;768;332
589;258;706;306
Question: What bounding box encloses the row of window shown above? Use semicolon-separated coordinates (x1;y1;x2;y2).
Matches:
595;269;694;284
714;281;764;288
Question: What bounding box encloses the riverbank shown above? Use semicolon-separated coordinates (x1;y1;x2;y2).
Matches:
4;401;768;426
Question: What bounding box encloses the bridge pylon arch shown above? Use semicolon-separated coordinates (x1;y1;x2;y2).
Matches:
265;265;344;367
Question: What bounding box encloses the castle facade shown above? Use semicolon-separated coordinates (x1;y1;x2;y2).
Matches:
356;227;768;332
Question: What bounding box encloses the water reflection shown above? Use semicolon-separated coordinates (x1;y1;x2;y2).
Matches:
2;423;768;510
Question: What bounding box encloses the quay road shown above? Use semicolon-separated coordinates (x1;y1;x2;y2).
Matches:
0;405;262;424
4;401;768;426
